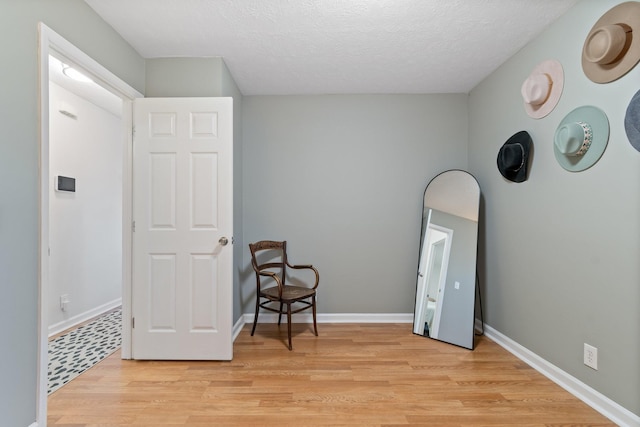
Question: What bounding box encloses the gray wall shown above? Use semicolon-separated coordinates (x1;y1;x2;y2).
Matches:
468;0;640;415
146;57;245;323
146;57;223;97
241;94;469;314
0;1;144;425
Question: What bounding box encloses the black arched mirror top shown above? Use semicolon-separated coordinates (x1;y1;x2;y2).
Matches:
413;170;480;349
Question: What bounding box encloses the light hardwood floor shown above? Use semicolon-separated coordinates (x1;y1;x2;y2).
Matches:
47;323;615;426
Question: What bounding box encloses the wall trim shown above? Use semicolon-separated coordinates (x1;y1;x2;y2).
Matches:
52;313;415;346
483;323;640;427
48;298;122;337
232;313;413;342
240;312;414;326
232;316;245;342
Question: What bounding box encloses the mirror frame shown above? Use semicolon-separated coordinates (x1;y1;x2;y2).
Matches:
412;170;480;349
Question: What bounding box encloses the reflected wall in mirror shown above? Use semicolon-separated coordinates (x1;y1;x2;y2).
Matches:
413;170;480;349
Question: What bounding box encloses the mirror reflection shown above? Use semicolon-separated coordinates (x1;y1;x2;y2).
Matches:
413;170;480;349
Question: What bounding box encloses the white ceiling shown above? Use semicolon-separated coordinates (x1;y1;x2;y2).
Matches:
85;0;579;95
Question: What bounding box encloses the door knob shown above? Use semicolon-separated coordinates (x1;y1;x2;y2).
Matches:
219;237;229;246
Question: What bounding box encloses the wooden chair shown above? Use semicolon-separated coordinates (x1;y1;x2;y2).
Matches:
248;240;319;350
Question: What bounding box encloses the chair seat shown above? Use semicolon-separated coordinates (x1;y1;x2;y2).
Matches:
261;285;315;302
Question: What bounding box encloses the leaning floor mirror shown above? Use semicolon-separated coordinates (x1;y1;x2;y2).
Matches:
413;170;480;349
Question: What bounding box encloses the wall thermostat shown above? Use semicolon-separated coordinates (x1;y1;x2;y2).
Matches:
56;176;76;192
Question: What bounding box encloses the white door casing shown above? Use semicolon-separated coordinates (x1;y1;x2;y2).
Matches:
429;224;453;338
132;97;233;360
38;23;142;425
413;210;432;335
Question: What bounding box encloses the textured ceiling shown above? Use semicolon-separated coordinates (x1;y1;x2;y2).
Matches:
85;0;579;95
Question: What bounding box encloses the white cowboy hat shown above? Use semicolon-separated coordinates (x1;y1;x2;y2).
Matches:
521;59;564;119
582;2;640;83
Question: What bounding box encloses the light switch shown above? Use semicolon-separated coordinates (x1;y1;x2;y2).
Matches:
454;281;460;290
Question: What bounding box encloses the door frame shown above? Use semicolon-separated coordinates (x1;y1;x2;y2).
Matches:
37;23;142;425
428;223;453;338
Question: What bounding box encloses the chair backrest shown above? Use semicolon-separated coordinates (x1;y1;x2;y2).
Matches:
249;240;289;286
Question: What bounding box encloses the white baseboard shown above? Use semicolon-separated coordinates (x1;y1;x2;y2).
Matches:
240;312;414;325
232;312;413;342
48;298;122;337
28;423;38;427
232;316;245;342
483;324;640;427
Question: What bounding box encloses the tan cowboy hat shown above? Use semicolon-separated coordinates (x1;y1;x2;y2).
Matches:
582;2;640;83
521;59;564;119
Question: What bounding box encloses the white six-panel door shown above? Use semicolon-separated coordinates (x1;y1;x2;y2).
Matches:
132;97;233;360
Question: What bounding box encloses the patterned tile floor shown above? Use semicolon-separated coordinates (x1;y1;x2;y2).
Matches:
48;309;122;394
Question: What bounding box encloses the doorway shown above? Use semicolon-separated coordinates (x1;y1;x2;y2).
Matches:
38;23;142;425
47;51;124;394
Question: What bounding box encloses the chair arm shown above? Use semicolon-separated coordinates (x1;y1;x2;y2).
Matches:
258;270;277;278
287;263;320;289
288;263;312;269
257;270;284;294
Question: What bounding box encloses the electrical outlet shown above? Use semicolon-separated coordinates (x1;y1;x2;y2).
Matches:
584;343;598;370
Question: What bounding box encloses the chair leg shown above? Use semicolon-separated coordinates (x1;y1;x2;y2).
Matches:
278;302;283;326
312;295;318;336
251;296;260;336
287;303;293;351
